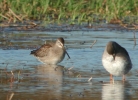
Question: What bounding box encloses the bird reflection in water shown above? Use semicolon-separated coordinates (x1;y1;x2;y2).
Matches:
36;64;64;100
102;81;130;100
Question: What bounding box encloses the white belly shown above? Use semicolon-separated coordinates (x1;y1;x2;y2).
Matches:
102;56;127;76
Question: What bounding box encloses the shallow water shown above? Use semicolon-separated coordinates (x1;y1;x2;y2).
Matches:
0;27;138;100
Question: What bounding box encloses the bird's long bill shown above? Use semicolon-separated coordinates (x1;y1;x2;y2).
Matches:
113;53;116;60
65;50;70;59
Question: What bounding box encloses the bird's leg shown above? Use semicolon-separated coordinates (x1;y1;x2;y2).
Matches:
122;75;126;81
110;74;114;84
110;74;113;81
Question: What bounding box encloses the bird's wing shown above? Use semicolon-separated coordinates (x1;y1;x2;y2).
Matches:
30;44;52;57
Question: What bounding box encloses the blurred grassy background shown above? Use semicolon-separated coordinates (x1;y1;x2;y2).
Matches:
0;0;138;24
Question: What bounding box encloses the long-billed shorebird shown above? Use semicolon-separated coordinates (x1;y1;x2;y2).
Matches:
31;37;70;64
102;41;132;81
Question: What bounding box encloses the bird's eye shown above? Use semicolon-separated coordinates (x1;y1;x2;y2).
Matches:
57;41;63;48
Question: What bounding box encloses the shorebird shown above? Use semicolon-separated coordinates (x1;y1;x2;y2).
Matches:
31;37;70;64
102;41;132;81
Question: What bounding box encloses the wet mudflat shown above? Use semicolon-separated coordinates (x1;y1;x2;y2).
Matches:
0;25;138;100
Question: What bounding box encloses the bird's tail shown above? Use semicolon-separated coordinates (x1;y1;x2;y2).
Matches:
30;50;36;55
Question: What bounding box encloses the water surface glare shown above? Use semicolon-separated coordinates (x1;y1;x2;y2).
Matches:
0;30;138;100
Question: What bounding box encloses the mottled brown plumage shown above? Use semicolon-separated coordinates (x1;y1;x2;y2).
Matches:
31;37;70;64
31;44;51;57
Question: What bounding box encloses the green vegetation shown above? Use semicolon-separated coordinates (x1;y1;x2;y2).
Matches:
0;0;138;24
